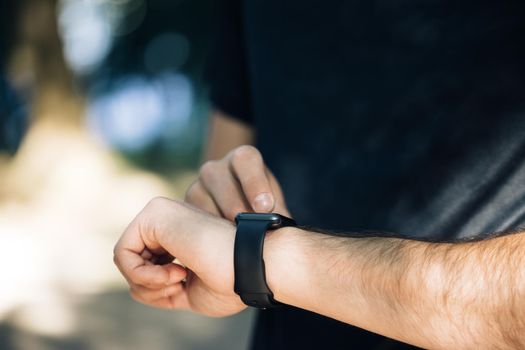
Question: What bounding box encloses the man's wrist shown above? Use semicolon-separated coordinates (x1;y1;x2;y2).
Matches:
263;226;364;314
263;226;313;309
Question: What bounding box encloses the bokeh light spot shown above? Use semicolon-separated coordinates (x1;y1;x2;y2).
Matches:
87;73;194;152
58;0;113;75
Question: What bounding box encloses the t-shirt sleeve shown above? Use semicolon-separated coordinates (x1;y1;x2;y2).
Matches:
205;0;253;125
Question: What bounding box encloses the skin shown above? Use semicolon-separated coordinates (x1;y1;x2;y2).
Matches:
113;111;525;349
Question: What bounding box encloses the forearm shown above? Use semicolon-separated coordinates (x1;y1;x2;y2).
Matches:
204;110;254;161
265;227;525;349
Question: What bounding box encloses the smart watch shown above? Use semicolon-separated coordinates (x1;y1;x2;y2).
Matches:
234;212;296;309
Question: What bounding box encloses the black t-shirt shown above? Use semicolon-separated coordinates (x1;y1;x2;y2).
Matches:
207;1;525;349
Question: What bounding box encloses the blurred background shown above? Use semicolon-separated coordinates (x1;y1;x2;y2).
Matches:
0;0;254;349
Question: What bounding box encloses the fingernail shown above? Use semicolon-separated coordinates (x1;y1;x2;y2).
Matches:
253;193;274;212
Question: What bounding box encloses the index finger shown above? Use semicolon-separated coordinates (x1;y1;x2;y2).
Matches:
113;218;181;287
229;145;275;212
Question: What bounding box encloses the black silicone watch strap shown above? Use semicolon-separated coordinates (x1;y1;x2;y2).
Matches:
233;214;296;309
234;220;278;308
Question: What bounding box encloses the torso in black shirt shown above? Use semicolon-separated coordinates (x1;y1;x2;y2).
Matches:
207;1;525;349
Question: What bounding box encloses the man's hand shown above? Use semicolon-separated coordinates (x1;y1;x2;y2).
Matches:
113;197;246;317
112;165;525;348
185;145;290;221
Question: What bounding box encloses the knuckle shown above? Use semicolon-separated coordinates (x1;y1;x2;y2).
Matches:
242;176;261;189
199;160;218;182
231;145;261;166
129;288;142;302
145;196;182;217
147;196;170;210
142;290;157;302
128;273;142;286
184;181;201;202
